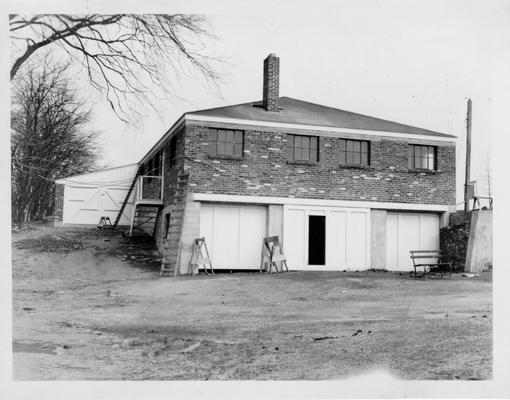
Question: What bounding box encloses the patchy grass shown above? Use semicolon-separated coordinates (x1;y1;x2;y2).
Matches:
12;225;492;380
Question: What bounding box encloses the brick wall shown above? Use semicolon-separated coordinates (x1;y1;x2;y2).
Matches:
54;183;64;222
262;54;280;112
184;123;456;205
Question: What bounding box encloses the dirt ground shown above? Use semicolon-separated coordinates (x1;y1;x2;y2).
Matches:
11;224;492;380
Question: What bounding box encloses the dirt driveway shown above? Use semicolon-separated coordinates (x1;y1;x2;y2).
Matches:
12;225;492;380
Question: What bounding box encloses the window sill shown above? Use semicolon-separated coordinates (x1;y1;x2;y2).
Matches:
339;164;372;170
286;160;318;166
408;168;440;174
207;154;243;161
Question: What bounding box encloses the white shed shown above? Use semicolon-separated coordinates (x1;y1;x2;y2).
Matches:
55;163;138;226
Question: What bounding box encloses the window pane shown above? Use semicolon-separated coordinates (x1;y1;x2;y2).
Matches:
234;131;243;144
346;152;353;164
302;136;310;151
408;146;413;169
361;141;368;153
353;140;360;152
294;135;302;148
421;155;428;169
361;152;368;166
226;130;234;144
428;147;435;170
208;129;217;142
225;141;234;156
217;142;226;155
294;146;302;160
218;130;226;142
346;140;353;152
234;143;243;157
310;137;318;150
414;154;421;169
311;146;318;162
353;152;361;164
301;146;310;161
339;149;346;164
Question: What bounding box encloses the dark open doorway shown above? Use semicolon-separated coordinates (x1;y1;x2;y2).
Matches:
308;215;326;265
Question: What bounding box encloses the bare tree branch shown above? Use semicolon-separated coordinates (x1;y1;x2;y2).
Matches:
11;58;98;225
10;14;222;124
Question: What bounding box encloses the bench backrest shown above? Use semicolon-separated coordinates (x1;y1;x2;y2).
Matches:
409;250;443;266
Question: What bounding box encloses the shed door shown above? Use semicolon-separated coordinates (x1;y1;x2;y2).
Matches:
64;185;132;225
199;204;267;269
386;212;440;271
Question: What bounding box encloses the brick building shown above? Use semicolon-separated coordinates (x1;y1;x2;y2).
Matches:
56;54;457;274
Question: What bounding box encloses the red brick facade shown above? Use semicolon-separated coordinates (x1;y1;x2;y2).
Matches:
184;122;456;205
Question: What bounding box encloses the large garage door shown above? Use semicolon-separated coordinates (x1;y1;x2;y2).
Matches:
199;204;267;269
64;185;133;225
283;205;370;270
386;212;440;271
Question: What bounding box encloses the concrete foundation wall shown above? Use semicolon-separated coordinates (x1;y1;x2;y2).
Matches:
177;197;201;275
370;209;387;269
465;210;493;273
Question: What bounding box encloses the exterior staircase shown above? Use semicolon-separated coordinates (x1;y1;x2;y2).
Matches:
120;174;164;237
160;173;190;276
131;205;160;236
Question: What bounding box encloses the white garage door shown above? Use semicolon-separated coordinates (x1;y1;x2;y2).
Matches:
283;205;370;270
64;184;133;225
199;204;267;269
386;212;440;271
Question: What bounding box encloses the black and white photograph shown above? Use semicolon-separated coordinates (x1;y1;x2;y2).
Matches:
1;0;509;398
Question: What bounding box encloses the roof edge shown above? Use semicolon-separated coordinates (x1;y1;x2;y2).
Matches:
185;114;457;142
55;162;139;183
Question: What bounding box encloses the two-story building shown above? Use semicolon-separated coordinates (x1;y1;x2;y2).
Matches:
56;54;457;275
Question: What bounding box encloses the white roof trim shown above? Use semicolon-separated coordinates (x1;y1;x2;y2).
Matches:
185;114;456;143
192;192;452;212
55;163;138;184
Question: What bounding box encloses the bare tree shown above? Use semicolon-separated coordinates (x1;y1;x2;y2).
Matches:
10;14;221;122
11;60;97;226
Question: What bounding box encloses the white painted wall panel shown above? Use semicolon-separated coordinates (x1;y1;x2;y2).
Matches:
386;213;399;268
386;212;440;271
199;204;267;269
348;212;368;268
283;208;307;268
326;210;347;268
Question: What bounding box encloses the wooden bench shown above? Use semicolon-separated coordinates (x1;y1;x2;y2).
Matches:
409;250;452;279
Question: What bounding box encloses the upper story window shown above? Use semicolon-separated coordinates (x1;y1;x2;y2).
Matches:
338;139;370;166
408;144;437;170
286;134;319;162
208;128;244;158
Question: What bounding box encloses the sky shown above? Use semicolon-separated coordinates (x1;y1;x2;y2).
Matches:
74;0;509;205
7;0;509;204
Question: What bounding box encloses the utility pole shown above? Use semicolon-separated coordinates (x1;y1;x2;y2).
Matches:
464;98;472;211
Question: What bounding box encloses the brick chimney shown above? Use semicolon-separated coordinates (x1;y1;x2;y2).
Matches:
262;53;280;112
